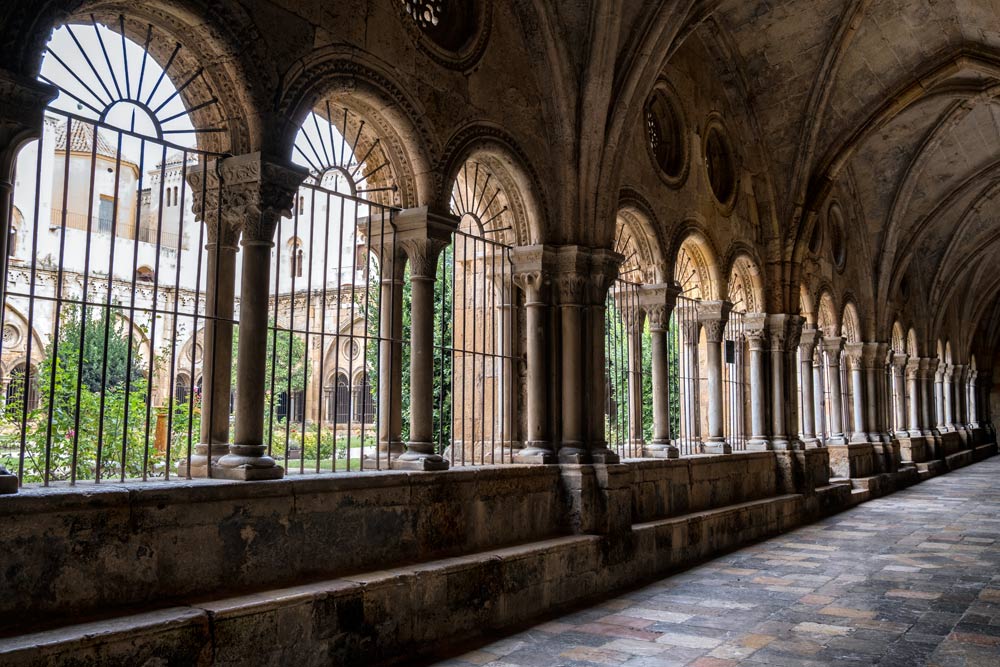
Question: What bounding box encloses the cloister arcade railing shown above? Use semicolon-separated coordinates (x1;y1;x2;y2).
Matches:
1;108;228;484
433;224;518;466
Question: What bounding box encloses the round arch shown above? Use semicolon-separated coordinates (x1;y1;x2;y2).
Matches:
726;250;765;314
841;298;861;343
670;228;723;301
275;50;436;209
817;290;839;337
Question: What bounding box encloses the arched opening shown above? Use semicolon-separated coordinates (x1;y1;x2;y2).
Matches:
437;157;520;466
0;13;241;485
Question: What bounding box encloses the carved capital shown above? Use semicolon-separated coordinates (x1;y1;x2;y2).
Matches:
680;318;701;344
696;300;732;343
638;282;681;331
860;342;882;370
798;325;820;357
187;154;308;248
821;336;845;361
905;358;921;381
890;352;908;371
766;314;804;352
401;236;450;279
844;342;864;370
512;270;548;303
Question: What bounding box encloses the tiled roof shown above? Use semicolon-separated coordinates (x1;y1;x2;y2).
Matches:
53;120;118;160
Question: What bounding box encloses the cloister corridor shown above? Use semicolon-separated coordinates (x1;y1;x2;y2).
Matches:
425;459;1000;667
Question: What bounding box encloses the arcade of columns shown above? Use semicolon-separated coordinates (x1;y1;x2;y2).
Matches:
0;70;991;483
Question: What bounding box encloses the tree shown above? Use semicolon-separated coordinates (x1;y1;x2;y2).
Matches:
53;304;145;392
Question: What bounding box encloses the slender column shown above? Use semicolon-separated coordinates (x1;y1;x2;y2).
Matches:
213;155;308;480
943;364;955;431
396;210;459;470
969;370;980;429
698;301;732;454
680;316;702;445
584;250;623;463
798;326;820;447
511;248;555;463
768;315;803;450
918;358;934;437
890;354;908;436
864;343;888;442
823;337;847;445
361;213;405;468
904;359;922;437
813;351;827;443
639;283;681;458
954;365;969;434
844;343;869;443
619;300;646;450
745;315;770;450
935;364;946;431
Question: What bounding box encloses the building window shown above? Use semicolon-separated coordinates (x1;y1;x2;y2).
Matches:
353;372;375;424
5;364;39;412
289;239;304;279
98;196;114;234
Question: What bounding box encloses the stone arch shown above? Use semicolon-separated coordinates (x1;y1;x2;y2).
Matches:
725;249;765;314
614;203;665;285
275;49;436;209
27;2;267;154
1;303;47;368
799;282;816;326
817;290;839;337
670;227;722;301
891;321;906;354
906;327;920;358
841;299;861;344
945;340;953;365
437;124;548;246
617;188;669;281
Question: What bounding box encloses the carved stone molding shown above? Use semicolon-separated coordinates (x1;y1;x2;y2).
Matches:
638;282;682;331
844;342;864;370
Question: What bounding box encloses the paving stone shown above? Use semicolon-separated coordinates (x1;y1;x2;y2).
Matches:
428;462;1000;666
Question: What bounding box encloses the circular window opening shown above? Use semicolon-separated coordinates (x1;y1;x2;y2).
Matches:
828;203;847;272
645;89;685;180
705;125;736;206
402;1;476;52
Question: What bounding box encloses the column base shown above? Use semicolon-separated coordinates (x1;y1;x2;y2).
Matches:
395;443;450;471
177;443;231;477
801;437;822;449
850;433;871;444
769;437;800;451
215;445;284;481
643;440;679;459
362;440;406;470
513;441;556;464
701;440;732;455
590;442;621;464
747;438;772;451
907;429;923;438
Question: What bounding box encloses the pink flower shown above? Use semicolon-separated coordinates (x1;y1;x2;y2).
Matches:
66;429;75;439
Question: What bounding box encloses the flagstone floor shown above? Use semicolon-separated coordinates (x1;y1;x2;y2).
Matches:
425;458;1000;666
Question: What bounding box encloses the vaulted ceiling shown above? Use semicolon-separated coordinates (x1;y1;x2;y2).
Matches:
704;0;1000;350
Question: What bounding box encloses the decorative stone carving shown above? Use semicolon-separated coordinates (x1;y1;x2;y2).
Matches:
844;343;864;371
696;301;732;344
400;236;450;279
638;282;681;331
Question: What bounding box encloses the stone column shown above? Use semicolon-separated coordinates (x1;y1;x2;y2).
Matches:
844;343;869;443
745;314;770;450
864;344;888;442
768;315;804;450
550;246;621;464
969;370;980;429
698;301;732;454
206;155;309;480
617;295;646;452
798;326;820;448
904;358;922;437
680;316;702;446
639;283;681;458
813;350;827;443
361;209;405;468
943;363;955;431
822;337;847;445
934;363;945;431
584;250;624;463
511;247;556;463
395;208;459;470
918;358;935;437
954;365;969;435
890;354;907;436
